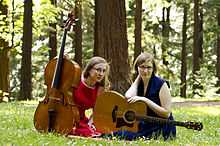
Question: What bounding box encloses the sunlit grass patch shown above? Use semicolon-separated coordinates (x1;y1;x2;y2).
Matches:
173;96;220;102
0;101;220;145
174;106;220;118
188;106;220;116
173;106;220;145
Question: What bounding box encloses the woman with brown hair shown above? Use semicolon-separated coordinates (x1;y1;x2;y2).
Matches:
112;52;176;140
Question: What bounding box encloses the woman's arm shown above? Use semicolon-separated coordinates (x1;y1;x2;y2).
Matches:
97;86;105;97
128;82;172;118
159;82;172;116
125;75;140;99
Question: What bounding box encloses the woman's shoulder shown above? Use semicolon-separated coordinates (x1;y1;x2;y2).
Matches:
151;75;165;83
152;75;170;89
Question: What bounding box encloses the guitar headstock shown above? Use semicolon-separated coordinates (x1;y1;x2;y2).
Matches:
184;121;203;131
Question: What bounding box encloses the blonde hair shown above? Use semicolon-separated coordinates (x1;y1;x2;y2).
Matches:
83;56;110;89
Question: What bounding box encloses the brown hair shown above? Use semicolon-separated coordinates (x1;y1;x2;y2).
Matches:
83;56;110;89
133;52;157;75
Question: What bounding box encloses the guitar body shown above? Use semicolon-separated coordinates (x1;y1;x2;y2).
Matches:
94;91;203;133
93;91;146;133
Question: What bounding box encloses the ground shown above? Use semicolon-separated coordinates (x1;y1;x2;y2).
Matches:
173;100;220;107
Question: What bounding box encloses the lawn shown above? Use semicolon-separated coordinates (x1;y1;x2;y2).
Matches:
0;101;219;146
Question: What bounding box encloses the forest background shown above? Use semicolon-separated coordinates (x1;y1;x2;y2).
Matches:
0;0;220;101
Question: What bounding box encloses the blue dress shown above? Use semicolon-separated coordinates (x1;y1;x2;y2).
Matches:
112;75;176;140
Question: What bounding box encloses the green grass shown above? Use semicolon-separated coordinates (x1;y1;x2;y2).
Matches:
172;95;220;102
0;101;220;146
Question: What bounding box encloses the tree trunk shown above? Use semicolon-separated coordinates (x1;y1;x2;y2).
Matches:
193;0;203;95
49;0;57;60
134;0;142;60
94;0;130;93
0;1;10;102
74;0;82;66
198;6;203;61
49;22;57;60
217;8;220;93
161;4;170;66
180;5;188;98
0;44;10;102
11;0;15;47
20;0;33;100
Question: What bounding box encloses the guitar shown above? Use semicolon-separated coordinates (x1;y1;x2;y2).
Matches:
93;91;203;133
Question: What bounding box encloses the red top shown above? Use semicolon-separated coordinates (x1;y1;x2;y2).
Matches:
71;80;101;137
74;80;99;120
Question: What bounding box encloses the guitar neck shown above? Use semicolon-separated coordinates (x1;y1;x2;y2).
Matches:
136;115;186;127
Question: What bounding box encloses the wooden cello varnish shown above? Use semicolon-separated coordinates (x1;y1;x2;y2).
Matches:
34;12;80;135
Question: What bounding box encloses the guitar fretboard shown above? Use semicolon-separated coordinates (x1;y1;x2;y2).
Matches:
135;114;186;127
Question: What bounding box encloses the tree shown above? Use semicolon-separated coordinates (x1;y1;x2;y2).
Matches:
0;45;10;102
198;4;203;61
0;0;10;102
94;0;130;93
180;4;188;98
217;8;220;93
134;0;142;60
20;0;33;100
74;0;82;66
161;0;171;66
193;0;203;96
49;0;57;60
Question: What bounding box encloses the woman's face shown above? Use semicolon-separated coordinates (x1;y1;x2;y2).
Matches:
89;63;107;82
138;60;153;80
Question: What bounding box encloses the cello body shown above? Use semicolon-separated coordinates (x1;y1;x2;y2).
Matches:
34;58;81;134
34;12;81;135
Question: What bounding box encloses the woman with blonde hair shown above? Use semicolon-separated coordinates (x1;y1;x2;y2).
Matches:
70;56;110;137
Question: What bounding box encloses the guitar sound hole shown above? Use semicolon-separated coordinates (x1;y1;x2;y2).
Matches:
124;111;135;123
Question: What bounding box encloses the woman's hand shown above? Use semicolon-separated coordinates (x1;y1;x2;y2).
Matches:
127;96;146;103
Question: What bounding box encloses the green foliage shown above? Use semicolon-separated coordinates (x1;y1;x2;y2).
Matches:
8;0;57;99
0;101;219;145
81;0;95;65
205;0;220;9
33;0;58;41
32;45;50;98
0;0;10;49
187;64;219;98
184;2;220;98
4;0;220;99
0;15;9;41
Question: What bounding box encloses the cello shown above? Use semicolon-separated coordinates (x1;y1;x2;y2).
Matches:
34;11;81;135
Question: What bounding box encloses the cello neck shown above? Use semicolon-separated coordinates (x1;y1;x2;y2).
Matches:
51;29;68;89
51;12;76;89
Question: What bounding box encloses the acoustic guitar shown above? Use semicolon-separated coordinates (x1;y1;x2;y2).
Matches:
93;91;203;133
